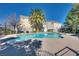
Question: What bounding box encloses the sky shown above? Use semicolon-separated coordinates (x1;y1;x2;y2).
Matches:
0;3;72;24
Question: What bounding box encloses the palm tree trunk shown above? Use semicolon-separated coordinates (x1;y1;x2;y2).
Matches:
13;26;16;33
36;28;40;32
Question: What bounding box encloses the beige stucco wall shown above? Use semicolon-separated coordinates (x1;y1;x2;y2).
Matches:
18;15;32;32
53;22;62;32
44;21;62;32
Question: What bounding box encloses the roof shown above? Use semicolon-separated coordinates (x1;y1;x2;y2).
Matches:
46;20;61;24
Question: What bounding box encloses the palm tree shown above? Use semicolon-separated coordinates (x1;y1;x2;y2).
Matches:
30;9;45;32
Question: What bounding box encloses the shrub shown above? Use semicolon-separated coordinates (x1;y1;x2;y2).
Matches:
47;29;53;32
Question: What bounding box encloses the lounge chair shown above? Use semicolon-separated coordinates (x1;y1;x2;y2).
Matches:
54;46;79;56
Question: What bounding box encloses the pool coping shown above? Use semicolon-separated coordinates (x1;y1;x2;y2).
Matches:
0;35;17;40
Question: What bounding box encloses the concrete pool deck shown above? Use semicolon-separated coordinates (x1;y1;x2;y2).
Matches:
38;33;79;56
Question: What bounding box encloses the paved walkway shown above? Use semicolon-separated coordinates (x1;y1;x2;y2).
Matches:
38;34;79;56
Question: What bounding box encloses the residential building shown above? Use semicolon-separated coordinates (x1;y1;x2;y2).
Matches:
18;15;62;33
18;15;32;33
44;21;62;32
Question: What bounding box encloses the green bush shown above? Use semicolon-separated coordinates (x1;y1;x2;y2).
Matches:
0;28;17;35
0;29;4;34
4;29;16;35
47;29;53;32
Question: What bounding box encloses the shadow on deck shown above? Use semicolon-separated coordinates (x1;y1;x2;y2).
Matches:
71;33;79;38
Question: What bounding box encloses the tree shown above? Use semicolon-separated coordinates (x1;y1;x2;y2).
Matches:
30;9;45;32
4;22;7;34
64;4;79;33
7;13;17;33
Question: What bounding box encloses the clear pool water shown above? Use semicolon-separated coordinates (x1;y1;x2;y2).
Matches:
5;33;62;43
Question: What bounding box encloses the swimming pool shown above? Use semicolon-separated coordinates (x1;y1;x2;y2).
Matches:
19;33;61;38
1;33;62;43
2;32;63;43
